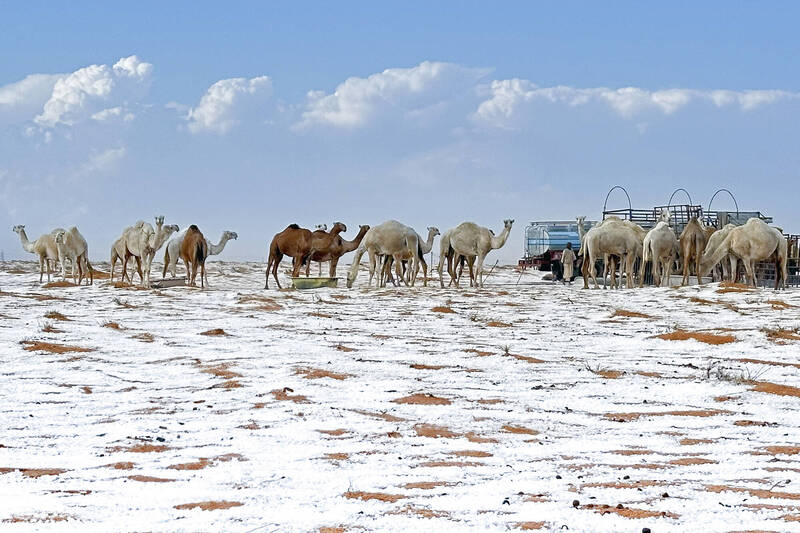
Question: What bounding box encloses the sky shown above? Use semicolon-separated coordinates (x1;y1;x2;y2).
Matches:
1;1;799;263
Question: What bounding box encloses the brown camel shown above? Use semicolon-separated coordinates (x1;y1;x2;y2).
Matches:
310;224;370;278
265;224;315;289
679;217;708;286
180;225;209;288
305;222;348;276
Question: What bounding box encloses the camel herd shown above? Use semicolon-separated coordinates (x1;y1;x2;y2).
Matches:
10;212;789;290
265;219;514;289
577;210;789;290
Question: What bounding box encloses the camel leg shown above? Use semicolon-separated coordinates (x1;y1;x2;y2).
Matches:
420;257;428;287
39;255;45;283
475;254;486;288
265;253;273;289
329;258;339;278
681;252;690;286
272;252;283;289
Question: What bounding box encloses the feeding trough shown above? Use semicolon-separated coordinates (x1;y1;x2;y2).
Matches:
149;277;187;289
291;277;338;289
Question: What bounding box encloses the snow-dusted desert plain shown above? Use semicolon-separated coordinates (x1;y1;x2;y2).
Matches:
1;260;800;532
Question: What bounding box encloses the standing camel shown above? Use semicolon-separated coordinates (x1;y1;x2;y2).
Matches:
265;224;315;289
163;230;238;283
382;226;440;287
679;217;708;286
54;227;93;285
579;217;642;289
700;218;788;289
306;222;347;276
346;220;421;288
13;225;64;283
704;224;737;282
639;210;678;287
304;224;370;278
180;225;209;288
121;216;179;287
447;219;514;288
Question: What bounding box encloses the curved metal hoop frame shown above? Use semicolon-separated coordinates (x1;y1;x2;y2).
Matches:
708;188;739;216
603;185;632;214
667;188;693;207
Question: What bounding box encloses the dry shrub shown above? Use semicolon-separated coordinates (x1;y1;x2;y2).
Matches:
512;523;545;531
200;328;229;336
103;322;124;330
586;504;678;519
767;299;796;309
44;311;69;321
431;306;455;314
502;424;539;435
343;491;404;503
128;475;175;483
2;514;74;523
173;501;243;511
464;348;493;356
237;294;282;310
42;281;76;289
392;393;451;405
197;362;242;379
20;341;92;354
271;387;309;403
612;309;653;319
762;328;800;343
487;321;511;327
295;367;351;380
308;312;333;318
41;322;63;334
316;428;349;436
335;344;356;352
654;329;736;344
402;481;453;490
387;504;450;519
106;462;134;470
91;270;111;279
106;443;171;453
131;332;154;343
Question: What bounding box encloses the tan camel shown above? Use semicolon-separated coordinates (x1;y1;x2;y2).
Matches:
679;217;708;285
54;227;93;285
705;224;736;282
346;220;420;288
180;225;209;288
111;221;145;283
700;218;788;289
163;230;238;283
306;222;347;276
639;210;678;287
265;224;316;289
13;225;64;282
579;217;642;289
382;226;440;287
447;220;513;288
121;217;179;286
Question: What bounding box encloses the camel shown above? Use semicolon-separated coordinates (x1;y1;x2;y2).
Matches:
120;216;179;287
302;224;370;278
679;217;708;286
346;220;421;288
265;224;316;289
180;225;209;288
306;222;348;276
704;224;737;282
111;221;145;283
163;230;238;284
313;224;328;275
639;210;678;287
13;225;64;282
700;218;788;289
382;226;440;287
54;227;93;285
447;220;514;288
579;217;643;289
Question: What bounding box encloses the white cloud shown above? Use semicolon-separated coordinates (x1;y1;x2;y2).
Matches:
81;146;127;175
0;74;63;121
296;61;490;129
91;106;135;123
474;80;799;127
35;55;152;127
186;76;272;134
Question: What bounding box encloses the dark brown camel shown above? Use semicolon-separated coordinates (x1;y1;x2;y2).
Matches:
265;224;315;289
307;224;370;277
305;222;347;276
180;225;208;288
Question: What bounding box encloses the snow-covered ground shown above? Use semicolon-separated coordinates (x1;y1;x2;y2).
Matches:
1;260;800;532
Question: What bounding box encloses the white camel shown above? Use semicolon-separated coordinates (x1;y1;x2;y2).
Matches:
580;216;643;289
705;224;737;282
700;218;788;289
639;210;678;287
120;216;179;287
13;225;65;282
679;217;709;286
111;221;145;283
447;219;514;288
346;220;421;288
382;226;440;287
54;227;93;285
163;230;238;285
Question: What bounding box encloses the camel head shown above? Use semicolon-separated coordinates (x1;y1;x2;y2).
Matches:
427;226;440;237
164;224;180;236
54;230;66;245
223;231;238;240
154;215;165;228
503;219;515;229
658;209;672;224
332;221;347;233
346;270;356;288
576;216;586;226
12;224;25;234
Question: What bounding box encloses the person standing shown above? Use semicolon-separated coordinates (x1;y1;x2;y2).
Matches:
561;241;576;284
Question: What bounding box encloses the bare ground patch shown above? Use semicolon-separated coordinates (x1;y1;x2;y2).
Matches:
200;328;230;336
392;393;451;405
612;309;653;319
605;409;729;422
174;501;244;511
295;367;351;380
20;341;92;354
654;329;736;345
270;388;309;403
343;491;404;503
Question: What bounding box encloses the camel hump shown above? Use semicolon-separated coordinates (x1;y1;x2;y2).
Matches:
288;223;301;230
188;224;200;233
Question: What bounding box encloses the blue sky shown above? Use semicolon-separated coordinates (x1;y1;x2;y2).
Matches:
2;2;799;262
